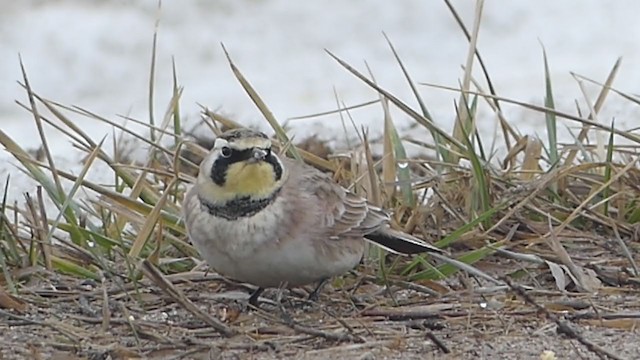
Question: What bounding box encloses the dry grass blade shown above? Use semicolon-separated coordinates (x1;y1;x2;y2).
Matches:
0;130;84;244
139;260;236;337
521;137;543;180
565;57;621;165
203;107;334;171
502;135;542;180
547;157;639;238
382;33;432;121
0;308;83;342
124;84;184;237
326;49;467;153
451;0;484;164
611;225;638;276
454;96;492;221
443;0;500;110
382;33;448;162
35;188;52;270
361;130;381;206
468;72;521;149
502;278;626;360
366;63;415;207
221;43;302;161
33;96;163;205
545;218;601;293
18;57;64;198
129;177;180;257
45;136;107;249
287;98;380;121
0;284;27;312
419;82;640;144
381;113;396;201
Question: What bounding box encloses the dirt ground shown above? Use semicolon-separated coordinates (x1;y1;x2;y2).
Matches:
1;266;638;360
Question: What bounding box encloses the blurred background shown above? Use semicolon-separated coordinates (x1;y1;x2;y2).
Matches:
1;0;640;160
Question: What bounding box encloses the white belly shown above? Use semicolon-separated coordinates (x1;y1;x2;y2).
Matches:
185;195;363;288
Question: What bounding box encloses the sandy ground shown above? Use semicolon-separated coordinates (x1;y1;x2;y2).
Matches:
1;269;638;359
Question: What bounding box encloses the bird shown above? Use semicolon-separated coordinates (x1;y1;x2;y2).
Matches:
182;128;443;305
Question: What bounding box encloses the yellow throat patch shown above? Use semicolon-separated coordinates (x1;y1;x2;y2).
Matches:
214;161;280;201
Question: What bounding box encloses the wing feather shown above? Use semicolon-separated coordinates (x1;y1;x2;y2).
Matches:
290;160;388;238
285;159;442;254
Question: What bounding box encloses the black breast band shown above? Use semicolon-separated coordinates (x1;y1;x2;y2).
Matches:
198;190;280;220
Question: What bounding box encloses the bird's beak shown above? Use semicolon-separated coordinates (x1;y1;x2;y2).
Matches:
249;148;268;163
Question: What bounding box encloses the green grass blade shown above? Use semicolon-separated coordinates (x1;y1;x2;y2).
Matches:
45;136;107;247
410;245;498;281
386;117;415;208
172;57;182;141
435;202;505;249
542;46;558;167
147;14;160;142
457;96;491;222
0;129;84;244
55;223;121;249
0;176;18;259
603;119;615;217
51;256;100;280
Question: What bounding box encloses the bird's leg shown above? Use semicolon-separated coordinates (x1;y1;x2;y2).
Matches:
248;287;264;307
307;278;329;302
275;281;292;307
275;282;294;323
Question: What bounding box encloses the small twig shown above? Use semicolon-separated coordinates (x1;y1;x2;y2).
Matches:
568;312;640;321
322;308;365;342
501;277;625;360
100;271;111;334
36;187;52;270
255;306;362;343
426;331;450;354
304;340;398;356
361;303;456;320
283;319;363;343
405;318;449;353
139;259;236;337
0;308;81;342
119;301;142;348
361;274;442;297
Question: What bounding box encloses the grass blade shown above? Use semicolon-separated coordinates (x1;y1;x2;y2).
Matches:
221;44;302;161
602;119;615;217
542;46;558;167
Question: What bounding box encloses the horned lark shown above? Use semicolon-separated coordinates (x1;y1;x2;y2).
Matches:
183;128;442;304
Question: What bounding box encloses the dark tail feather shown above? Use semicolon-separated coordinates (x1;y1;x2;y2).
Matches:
364;227;443;254
366;229;502;284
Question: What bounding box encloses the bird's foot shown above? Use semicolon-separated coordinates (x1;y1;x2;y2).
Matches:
306;278;329;302
248;287;264;308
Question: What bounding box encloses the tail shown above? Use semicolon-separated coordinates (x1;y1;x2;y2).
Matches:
367;228;502;286
364;227;443;254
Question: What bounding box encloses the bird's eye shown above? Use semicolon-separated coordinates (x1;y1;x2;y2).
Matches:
220;146;232;158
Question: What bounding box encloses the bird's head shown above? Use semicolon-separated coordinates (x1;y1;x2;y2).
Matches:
196;128;286;205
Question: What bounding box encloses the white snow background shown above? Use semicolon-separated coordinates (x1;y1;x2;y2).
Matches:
1;0;640;204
